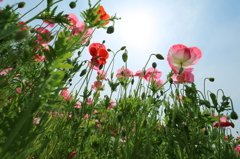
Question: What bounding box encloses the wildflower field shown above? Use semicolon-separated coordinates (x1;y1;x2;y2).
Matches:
0;0;240;158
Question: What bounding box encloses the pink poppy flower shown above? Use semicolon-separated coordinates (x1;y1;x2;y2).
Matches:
33;117;40;126
213;116;232;127
172;68;194;84
0;0;3;2
116;68;133;78
68;151;77;159
155;79;164;89
67;13;79;29
35;27;52;44
235;145;240;151
86;98;93;105
75;101;82;108
60;89;71;101
16;88;21;93
93;110;98;114
97;70;108;80
0;68;12;75
72;21;93;43
108;99;116;109
91;81;103;91
144;67;162;82
167;44;202;73
134;70;144;78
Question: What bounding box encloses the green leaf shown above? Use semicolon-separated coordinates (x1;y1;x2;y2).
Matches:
52;63;73;69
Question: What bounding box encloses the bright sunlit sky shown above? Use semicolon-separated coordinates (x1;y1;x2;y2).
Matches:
1;0;240;136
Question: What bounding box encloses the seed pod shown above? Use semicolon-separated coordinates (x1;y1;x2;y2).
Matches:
107;26;114;34
18;2;26;8
69;2;76;9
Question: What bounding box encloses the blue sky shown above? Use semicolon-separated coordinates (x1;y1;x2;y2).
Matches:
2;0;240;136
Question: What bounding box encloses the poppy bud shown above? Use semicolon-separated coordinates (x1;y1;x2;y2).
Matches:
131;79;134;85
208;77;215;82
80;69;87;77
231;111;238;120
122;52;128;62
18;2;26;8
169;78;173;84
98;64;103;70
120;46;126;50
107;26;114;34
78;51;81;56
69;2;76;9
102;40;105;44
14;30;28;40
141;92;146;100
107;48;112;52
155;54;164;60
231;122;235;128
152;62;157;68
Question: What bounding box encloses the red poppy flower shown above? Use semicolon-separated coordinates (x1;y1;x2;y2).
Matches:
18;21;28;30
96;6;110;26
89;43;109;65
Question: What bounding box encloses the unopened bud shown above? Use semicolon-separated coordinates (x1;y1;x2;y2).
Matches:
231;122;235;128
131;79;134;85
152;62;157;68
122;52;128;62
78;51;81;56
169;78;173;84
80;69;87;77
208;77;215;82
69;2;76;9
99;64;103;70
107;48;111;52
102;40;105;44
141;92;146;100
18;2;26;8
231;111;238;120
155;54;164;60
120;46;126;50
107;26;114;34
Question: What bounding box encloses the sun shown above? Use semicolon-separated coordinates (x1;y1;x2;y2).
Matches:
117;7;156;49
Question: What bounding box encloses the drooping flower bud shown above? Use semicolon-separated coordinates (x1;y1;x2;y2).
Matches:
107;48;112;52
107;26;114;34
231;122;235;128
152;62;157;68
208;77;215;82
169;78;173;84
69;2;76;9
18;2;26;8
122;52;128;62
120;46;126;50
231;111;238;120
131;78;134;85
155;54;164;60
